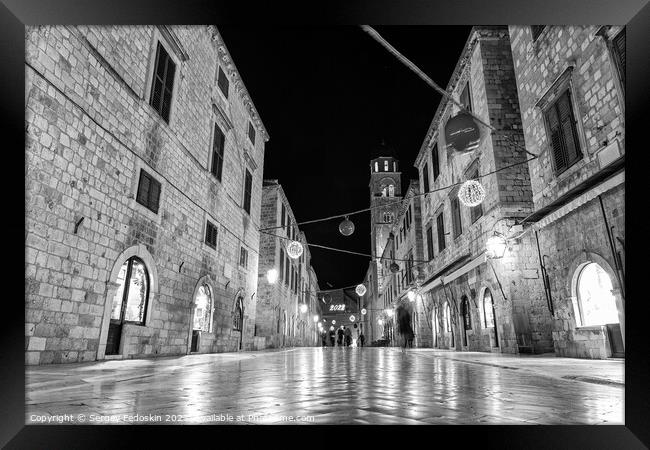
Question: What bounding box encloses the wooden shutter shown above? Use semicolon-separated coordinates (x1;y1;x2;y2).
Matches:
437;212;446;252
557;91;581;166
217;67;229;98
546;100;567;172
211;124;225;180
280;249;284;282
150;44;164;114
432;144;440;180
613;29;625;85
281;204;286;228
136;170;150;206
426;225;434;260
149;177;161;214
244;170;252;214
161;54;175;122
452;198;462;238
150;42;175;123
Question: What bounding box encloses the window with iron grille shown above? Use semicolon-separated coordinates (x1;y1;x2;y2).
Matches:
205;220;218;249
217;66;229;98
432;143;440;180
543;89;582;174
239;247;248;268
436;211;446;252
243;169;253;214
248;122;256;145
149;42;176;123
531;25;546;41
460;82;472;112
210;123;225;180
451;197;462;238
426;225;434;261
422;163;430;194
136;169;161;214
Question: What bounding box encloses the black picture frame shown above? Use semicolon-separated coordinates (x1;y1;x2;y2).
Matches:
4;0;648;448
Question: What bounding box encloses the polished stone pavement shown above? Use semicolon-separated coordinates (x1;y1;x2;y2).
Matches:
26;347;624;425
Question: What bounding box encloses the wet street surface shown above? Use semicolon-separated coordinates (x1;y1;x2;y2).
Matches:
26;347;624;425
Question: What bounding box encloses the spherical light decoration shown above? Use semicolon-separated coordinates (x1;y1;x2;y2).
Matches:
444;111;481;153
407;291;416;302
361;308;367;315
332;320;336;325
390;262;400;273
266;269;279;284
339;216;355;236
330;326;335;331
299;304;308;314
349;315;355;322
458;180;486;207
355;284;367;297
286;240;303;259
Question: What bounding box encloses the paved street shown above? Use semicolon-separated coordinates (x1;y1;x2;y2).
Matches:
26;347;623;425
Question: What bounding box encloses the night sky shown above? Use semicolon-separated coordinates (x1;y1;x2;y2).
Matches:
219;26;472;289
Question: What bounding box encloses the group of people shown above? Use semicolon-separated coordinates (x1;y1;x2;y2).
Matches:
321;325;365;347
319;304;414;351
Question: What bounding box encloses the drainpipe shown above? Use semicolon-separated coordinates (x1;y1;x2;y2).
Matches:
598;195;625;302
534;230;555;316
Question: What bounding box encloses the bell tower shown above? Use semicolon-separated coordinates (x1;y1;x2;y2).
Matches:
369;144;402;262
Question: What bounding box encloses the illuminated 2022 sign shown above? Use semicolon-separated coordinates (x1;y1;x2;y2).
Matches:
329;304;345;311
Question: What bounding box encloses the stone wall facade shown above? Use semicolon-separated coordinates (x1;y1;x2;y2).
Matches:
25;25;268;364
410;26;554;355
255;180;320;349
509;25;625;359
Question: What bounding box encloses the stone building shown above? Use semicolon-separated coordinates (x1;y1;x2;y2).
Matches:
412;26;555;355
508;25;625;358
375;180;426;346
255;180;321;348
25;25;268;364
366;146;403;344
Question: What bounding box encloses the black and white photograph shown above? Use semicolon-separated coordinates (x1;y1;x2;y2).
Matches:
5;0;649;444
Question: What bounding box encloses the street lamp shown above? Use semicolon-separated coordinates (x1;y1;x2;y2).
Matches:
266;269;279;284
486;233;508;259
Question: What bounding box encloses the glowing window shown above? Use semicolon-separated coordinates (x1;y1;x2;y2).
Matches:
575;263;619;326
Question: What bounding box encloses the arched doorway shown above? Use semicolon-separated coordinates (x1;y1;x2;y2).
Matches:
106;256;150;356
431;304;438;348
443;302;454;349
190;282;213;353
481;288;499;348
574;262;624;356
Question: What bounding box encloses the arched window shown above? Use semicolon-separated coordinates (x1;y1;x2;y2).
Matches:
384;160;389;171
443;302;451;332
482;289;495;328
575;262;619;326
462;296;472;330
110;256;150;325
233;296;243;331
382;187;387;197
374;162;379;172
193;284;213;332
388;185;395;197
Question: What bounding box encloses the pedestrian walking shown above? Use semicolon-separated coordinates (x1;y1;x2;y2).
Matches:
344;326;352;347
329;329;335;347
337;326;344;347
396;305;414;353
359;331;365;347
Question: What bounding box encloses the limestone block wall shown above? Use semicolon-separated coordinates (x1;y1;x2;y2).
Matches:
25;25;267;364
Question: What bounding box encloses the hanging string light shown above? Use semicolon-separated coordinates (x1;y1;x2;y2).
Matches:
339;216;355;236
287;240;304;259
355;284;367;296
458;180;486;207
